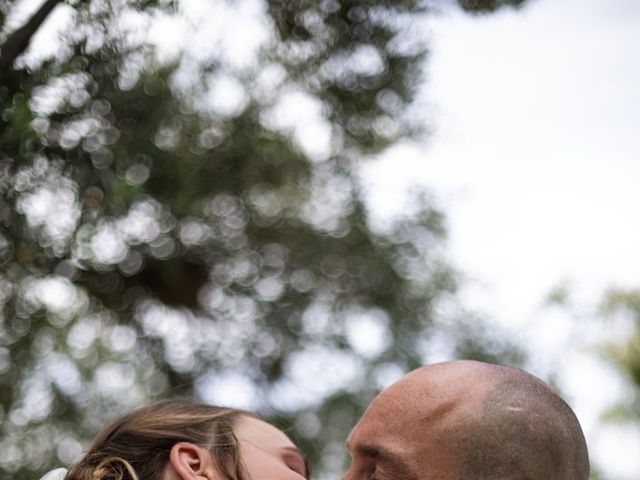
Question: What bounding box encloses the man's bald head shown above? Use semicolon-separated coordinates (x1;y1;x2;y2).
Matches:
344;361;589;480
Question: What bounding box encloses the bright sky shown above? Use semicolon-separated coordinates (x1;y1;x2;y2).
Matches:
364;0;640;477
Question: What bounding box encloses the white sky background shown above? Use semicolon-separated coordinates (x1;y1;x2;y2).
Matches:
364;0;640;477
9;0;640;477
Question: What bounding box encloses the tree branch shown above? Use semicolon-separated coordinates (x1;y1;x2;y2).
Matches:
0;0;64;80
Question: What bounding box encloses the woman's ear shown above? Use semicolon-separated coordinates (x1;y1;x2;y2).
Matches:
168;442;219;480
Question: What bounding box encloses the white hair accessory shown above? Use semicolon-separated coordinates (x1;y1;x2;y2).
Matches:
39;467;68;480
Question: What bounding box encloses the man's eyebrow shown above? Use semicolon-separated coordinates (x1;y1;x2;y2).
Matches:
351;443;416;480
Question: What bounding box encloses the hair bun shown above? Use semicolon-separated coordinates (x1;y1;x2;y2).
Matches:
93;457;139;480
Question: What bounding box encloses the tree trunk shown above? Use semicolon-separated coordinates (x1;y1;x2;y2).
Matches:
0;0;64;81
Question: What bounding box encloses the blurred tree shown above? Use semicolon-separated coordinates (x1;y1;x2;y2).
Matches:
544;286;636;480
598;289;640;423
1;0;528;478
575;289;640;480
456;0;528;14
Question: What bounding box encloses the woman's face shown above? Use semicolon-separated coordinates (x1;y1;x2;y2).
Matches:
234;416;308;480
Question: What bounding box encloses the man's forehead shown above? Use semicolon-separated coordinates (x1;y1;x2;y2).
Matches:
348;389;420;447
399;363;494;400
370;373;445;415
374;383;413;410
358;387;411;428
352;367;490;434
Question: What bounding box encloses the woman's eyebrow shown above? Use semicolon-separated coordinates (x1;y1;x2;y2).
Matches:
280;445;305;457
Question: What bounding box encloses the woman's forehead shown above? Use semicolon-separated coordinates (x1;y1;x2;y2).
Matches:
234;415;296;448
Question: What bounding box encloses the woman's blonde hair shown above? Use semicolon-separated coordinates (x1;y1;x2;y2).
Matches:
64;399;250;480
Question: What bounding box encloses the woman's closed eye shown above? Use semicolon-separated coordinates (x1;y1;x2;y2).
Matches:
285;461;306;476
281;450;307;477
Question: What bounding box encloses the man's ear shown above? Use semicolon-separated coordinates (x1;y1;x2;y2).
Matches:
168;442;219;480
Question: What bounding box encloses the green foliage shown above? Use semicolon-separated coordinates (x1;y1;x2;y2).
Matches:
545;281;572;306
0;0;528;478
588;466;609;480
598;289;640;424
